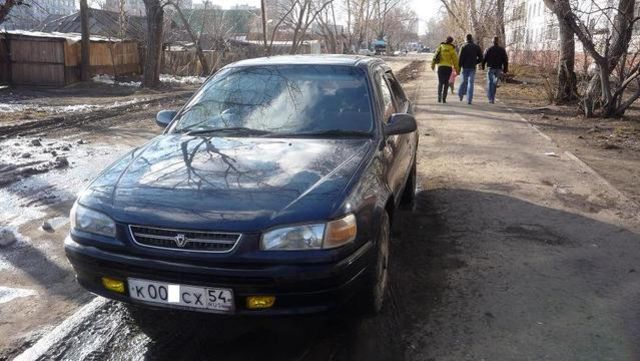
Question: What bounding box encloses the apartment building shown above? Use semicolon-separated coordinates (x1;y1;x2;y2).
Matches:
104;0;147;16
505;0;637;53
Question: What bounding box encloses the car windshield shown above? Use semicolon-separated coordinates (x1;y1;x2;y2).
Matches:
169;65;374;137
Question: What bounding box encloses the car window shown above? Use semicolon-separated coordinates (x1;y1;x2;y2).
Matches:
376;71;396;123
385;72;407;110
169;65;374;136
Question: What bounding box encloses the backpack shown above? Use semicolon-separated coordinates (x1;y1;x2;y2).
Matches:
433;47;442;64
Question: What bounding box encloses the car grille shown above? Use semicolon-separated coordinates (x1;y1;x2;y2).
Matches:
129;225;241;253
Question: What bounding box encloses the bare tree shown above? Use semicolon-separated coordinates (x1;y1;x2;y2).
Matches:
439;0;503;48
373;0;402;39
317;2;340;53
0;0;25;24
170;0;210;75
547;0;638;117
277;0;334;54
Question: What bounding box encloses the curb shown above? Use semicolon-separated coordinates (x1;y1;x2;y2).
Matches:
13;297;108;361
503;104;640;210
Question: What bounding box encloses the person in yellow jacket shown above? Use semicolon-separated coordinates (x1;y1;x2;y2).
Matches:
431;36;460;103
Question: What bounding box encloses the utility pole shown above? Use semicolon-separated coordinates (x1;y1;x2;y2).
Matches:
80;0;90;81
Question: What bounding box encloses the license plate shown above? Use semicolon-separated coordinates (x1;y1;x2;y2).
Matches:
127;278;234;313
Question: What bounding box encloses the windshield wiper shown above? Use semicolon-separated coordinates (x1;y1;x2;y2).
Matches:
267;130;372;138
183;127;273;136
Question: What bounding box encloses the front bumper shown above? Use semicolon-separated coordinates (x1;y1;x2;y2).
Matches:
64;236;374;315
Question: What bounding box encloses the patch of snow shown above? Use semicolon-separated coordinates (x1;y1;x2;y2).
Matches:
160;74;207;85
0;137;130;229
92;74;142;87
93;73;206;87
0;98;148;114
46;216;70;231
0;286;37;304
0;226;31;271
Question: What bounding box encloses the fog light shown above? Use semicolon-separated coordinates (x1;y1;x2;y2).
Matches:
102;277;125;293
246;296;276;309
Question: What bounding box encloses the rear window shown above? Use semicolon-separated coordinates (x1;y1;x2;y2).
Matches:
170;65;373;135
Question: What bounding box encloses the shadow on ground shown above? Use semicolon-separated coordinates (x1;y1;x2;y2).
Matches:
18;188;640;360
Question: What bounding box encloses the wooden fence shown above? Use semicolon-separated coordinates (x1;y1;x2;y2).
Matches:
2;31;140;86
0;36;8;84
163;42;264;76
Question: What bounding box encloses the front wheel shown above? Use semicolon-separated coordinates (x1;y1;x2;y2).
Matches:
357;211;391;317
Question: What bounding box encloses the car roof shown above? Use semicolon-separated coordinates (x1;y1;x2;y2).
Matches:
225;55;385;70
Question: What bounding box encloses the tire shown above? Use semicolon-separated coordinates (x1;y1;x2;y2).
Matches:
400;158;417;208
357;211;391;317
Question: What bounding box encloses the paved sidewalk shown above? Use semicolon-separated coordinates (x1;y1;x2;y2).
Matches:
405;67;640;360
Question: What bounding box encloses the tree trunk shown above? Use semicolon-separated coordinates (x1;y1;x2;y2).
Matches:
261;0;268;55
496;0;505;44
555;12;577;103
80;0;90;81
143;0;163;88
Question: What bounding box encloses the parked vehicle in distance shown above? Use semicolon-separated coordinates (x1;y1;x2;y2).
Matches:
358;48;374;56
65;55;419;320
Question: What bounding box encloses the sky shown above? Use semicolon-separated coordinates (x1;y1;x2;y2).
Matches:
195;0;443;34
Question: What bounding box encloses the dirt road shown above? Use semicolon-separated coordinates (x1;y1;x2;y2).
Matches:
4;57;640;360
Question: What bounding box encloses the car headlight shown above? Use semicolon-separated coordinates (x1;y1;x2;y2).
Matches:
261;214;357;251
70;203;116;238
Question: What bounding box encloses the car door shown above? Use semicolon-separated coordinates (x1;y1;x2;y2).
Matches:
374;67;405;202
384;70;416;194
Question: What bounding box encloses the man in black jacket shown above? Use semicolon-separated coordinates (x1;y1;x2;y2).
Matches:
457;34;483;104
482;36;509;104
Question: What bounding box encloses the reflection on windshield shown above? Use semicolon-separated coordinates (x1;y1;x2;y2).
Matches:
170;65;374;135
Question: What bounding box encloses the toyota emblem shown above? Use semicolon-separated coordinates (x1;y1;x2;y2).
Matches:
174;234;188;248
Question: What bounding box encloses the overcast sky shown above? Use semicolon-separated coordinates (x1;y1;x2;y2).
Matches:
199;0;443;33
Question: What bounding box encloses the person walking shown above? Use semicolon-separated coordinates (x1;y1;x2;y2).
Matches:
449;67;458;95
431;36;460;103
482;36;509;104
457;34;483;104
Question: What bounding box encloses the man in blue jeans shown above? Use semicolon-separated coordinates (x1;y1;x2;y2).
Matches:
457;34;483;104
482;37;509;104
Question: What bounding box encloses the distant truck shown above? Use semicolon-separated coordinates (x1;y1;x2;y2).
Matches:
373;39;387;55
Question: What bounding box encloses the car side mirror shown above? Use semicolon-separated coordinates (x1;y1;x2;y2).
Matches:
384;113;417;136
156;110;177;128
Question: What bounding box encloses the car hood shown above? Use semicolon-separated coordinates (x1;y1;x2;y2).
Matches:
79;134;374;231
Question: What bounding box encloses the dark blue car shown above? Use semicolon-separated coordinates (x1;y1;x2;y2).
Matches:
65;55;418;318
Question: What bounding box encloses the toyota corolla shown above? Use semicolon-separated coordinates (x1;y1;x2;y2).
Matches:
65;55;418;319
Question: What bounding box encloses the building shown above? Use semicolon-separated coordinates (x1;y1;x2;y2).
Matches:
103;0;197;15
231;4;259;11
504;0;631;63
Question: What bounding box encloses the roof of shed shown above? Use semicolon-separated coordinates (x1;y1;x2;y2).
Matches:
40;8;146;40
